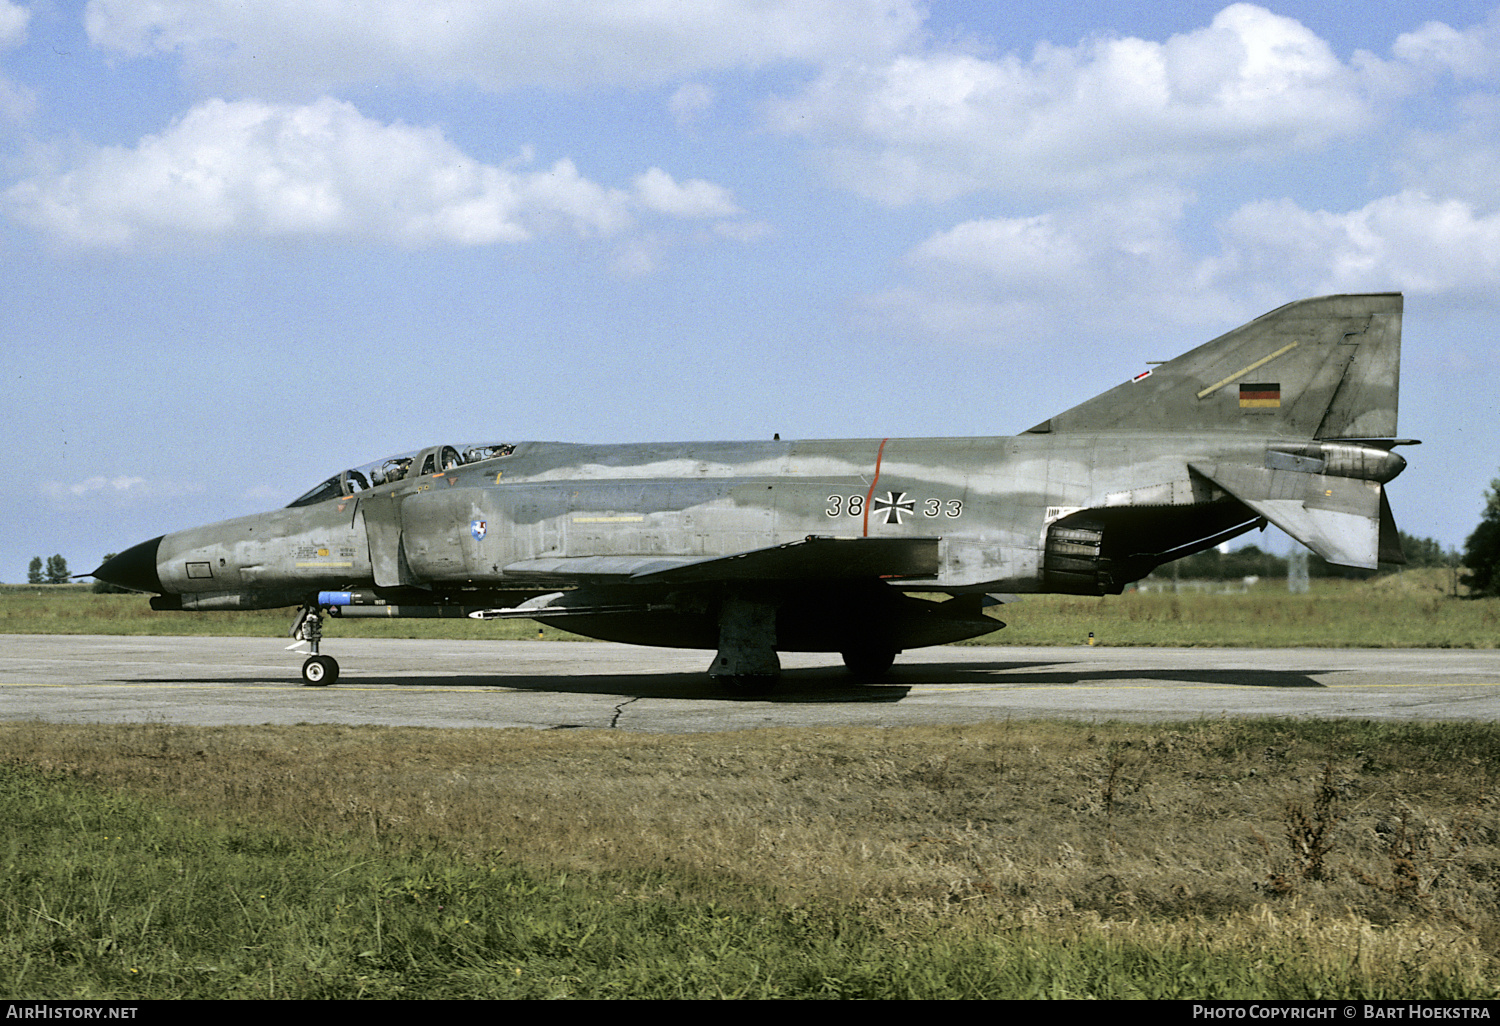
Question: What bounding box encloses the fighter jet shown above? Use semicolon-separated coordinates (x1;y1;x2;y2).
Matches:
94;293;1413;692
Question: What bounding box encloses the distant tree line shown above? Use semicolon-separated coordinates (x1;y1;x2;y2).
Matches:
1150;531;1458;582
20;554;132;592
26;555;72;585
1462;476;1500;597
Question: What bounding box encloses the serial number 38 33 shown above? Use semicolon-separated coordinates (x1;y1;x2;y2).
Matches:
825;493;963;521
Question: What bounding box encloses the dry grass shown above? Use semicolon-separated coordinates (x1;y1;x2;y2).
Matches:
4;718;1498;995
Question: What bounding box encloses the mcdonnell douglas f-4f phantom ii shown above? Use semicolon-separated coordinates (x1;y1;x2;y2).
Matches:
94;293;1414;692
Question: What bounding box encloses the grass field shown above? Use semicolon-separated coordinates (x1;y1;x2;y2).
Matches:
2;718;1497;998
983;571;1497;648
4;570;1498;648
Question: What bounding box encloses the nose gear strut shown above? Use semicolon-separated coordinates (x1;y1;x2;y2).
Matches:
291;605;339;685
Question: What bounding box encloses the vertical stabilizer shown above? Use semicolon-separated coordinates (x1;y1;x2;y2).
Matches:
1029;294;1402;439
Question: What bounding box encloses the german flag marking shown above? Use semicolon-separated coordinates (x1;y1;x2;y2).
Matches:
1239;382;1280;408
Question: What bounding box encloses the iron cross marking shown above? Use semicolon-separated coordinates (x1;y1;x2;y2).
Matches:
873;490;916;525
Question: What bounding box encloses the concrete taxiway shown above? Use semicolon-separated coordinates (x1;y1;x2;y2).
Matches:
3;635;1498;732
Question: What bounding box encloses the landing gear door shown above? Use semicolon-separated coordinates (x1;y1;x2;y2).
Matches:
362;492;416;587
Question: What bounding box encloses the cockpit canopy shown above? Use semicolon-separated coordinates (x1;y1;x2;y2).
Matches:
287;442;516;508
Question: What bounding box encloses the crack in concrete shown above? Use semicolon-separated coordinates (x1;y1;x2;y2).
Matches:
610;695;640;728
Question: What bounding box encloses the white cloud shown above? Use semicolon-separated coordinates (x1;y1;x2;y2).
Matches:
3;98;747;251
1382;9;1500;211
873;189;1240;344
0;0;32;121
767;3;1383;203
1219;191;1500;296
611;239;660;278
631;167;739;219
0;73;32;122
913;189;1227;308
56;476;148;497
1395;95;1500;209
913;214;1090;289
0;1;27;49
40;474;203;510
713;219;773;243
878;184;1500;349
83;0;924;93
670;82;716;129
1393;13;1500;80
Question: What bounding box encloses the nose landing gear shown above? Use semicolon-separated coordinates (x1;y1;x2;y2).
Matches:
302;653;339;685
291;605;340;686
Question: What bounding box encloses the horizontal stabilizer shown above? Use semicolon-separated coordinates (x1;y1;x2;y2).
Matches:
1190;462;1402;569
503;535;941;585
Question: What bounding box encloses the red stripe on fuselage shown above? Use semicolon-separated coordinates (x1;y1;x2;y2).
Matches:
863;438;888;537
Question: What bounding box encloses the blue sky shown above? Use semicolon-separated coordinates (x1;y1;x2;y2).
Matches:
3;1;1500;579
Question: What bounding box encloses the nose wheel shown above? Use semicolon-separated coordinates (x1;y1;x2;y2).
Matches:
291;605;340;686
301;654;340;686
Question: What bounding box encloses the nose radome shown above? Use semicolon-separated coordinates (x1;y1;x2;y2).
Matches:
93;535;165;594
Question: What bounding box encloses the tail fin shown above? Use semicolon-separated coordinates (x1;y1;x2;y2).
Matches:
1028;294;1402;439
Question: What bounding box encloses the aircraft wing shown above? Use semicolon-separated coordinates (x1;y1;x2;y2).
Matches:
470;536;944;622
499;535;942;585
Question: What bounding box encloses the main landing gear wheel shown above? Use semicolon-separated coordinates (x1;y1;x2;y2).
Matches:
301;654;340;686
